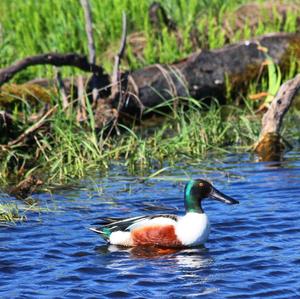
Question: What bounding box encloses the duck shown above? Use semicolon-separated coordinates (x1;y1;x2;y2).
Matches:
90;179;239;248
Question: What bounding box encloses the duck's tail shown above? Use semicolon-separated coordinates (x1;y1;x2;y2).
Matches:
89;227;111;241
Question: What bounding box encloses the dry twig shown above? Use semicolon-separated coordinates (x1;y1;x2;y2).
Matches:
1;105;58;148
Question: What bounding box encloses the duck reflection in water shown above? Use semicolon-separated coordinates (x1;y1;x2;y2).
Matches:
95;244;213;268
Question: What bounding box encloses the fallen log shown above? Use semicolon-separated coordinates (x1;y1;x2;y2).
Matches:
120;33;300;116
1;33;299;122
254;74;300;161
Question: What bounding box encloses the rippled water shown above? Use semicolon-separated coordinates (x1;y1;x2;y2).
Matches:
1;151;300;298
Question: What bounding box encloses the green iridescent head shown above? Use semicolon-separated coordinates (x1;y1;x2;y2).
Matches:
184;179;239;213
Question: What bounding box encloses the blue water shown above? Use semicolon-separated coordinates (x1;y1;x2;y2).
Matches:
1;152;300;298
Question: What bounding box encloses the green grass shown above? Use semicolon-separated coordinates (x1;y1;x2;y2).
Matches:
0;0;299;76
1;96;262;183
2;91;296;185
0;202;25;222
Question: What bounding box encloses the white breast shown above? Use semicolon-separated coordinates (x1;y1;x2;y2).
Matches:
175;212;210;246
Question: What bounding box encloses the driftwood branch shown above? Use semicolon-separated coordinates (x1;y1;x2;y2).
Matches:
254;74;300;161
260;74;300;136
0;53;104;86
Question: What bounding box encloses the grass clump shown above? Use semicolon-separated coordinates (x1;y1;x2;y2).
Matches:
0;203;24;222
0;96;262;183
115;99;260;173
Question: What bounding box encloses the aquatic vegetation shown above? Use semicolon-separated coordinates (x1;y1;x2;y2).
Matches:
0;203;25;222
1;87;299;184
0;95;264;183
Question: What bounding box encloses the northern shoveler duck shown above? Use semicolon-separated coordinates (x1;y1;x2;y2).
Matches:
90;179;239;247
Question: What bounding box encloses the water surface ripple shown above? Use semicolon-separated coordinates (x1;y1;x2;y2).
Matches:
1;152;300;298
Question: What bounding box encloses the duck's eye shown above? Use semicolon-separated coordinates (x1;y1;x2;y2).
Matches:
199;182;204;187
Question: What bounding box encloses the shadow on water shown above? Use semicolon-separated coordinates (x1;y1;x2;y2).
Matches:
95;244;212;262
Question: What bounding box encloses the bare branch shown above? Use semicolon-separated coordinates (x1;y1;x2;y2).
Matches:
80;0;96;64
0;52;104;86
111;12;127;100
80;0;99;103
117;12;127;60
